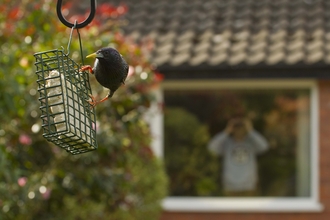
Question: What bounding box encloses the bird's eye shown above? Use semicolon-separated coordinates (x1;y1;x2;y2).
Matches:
104;51;109;55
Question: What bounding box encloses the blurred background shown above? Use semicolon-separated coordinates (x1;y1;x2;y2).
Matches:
0;0;167;219
1;0;330;219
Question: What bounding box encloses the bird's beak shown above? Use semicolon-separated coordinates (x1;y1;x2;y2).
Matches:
86;52;104;59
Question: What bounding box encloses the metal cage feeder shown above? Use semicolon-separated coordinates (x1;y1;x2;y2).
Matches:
34;49;97;155
34;1;98;155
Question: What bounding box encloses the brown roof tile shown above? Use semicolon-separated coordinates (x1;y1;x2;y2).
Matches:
112;0;330;69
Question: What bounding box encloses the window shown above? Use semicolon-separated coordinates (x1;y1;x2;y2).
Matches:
156;79;322;212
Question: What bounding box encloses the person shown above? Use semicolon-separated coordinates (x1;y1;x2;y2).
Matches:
208;117;269;196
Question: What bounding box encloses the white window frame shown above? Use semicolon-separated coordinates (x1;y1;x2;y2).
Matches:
150;79;323;212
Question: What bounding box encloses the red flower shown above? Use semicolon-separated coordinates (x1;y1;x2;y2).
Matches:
18;177;27;187
97;3;117;17
8;7;20;20
117;4;128;16
155;73;164;82
19;134;32;145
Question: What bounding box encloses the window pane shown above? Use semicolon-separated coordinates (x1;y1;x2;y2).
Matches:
164;88;311;197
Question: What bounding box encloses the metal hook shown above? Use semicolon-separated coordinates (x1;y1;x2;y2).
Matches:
56;0;96;29
65;20;77;55
64;20;85;65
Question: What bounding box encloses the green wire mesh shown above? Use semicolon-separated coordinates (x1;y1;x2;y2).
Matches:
34;49;97;155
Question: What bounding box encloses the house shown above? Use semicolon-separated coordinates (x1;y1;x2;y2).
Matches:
119;0;330;219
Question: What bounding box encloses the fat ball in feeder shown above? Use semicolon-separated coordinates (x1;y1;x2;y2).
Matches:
34;49;98;155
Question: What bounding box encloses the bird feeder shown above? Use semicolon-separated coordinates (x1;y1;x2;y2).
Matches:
34;0;97;154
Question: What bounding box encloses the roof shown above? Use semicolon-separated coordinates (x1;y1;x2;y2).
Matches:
117;0;330;74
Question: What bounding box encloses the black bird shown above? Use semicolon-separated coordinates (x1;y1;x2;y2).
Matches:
80;47;129;107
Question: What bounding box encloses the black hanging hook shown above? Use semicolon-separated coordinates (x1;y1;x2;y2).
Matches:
56;0;96;29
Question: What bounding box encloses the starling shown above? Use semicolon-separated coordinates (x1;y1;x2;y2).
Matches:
80;47;129;107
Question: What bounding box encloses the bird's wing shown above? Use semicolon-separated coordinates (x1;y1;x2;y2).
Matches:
122;58;129;84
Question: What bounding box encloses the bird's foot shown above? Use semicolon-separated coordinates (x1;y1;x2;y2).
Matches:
79;65;94;74
87;94;110;108
97;95;110;105
87;94;99;108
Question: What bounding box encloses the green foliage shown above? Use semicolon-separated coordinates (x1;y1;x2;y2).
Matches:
0;1;167;219
164;108;219;196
